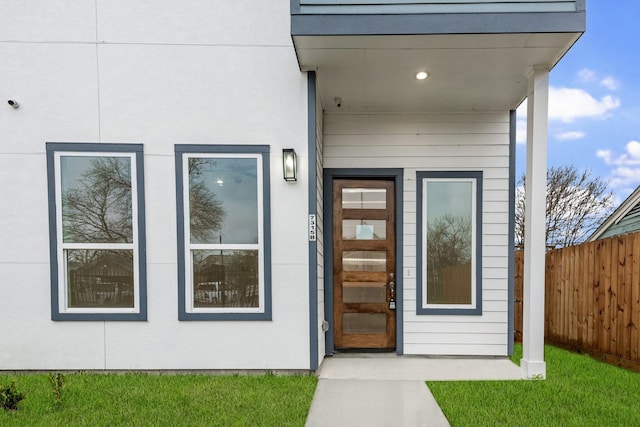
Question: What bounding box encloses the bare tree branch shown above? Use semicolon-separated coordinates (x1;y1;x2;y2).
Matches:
515;165;615;248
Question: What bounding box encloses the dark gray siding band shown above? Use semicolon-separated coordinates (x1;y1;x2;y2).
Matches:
291;11;585;36
307;71;319;370
290;0;300;14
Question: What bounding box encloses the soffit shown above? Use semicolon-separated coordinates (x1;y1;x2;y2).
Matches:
293;33;582;112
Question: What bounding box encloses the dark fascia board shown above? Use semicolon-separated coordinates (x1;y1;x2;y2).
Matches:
291;11;585;36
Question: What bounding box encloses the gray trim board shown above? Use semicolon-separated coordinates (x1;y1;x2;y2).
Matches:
290;0;300;14
307;71;319;370
322;168;404;355
291;12;585;36
416;170;483;316
46;142;147;321
175;144;272;321
508;110;516;356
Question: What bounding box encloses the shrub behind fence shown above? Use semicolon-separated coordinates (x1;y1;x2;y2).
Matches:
515;232;640;371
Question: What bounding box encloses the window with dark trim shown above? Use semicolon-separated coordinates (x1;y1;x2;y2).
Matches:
416;171;482;315
46;143;147;321
175;145;271;320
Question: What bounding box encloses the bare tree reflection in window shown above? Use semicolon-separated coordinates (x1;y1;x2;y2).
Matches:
188;158;226;244
61;156;136;307
62;157;132;244
426;214;472;304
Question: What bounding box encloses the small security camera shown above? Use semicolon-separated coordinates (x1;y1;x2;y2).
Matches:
334;97;342;108
7;99;19;109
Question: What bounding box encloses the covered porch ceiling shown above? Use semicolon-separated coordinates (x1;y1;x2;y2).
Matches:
293;33;582;113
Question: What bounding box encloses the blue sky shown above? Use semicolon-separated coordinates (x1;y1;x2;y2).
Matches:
516;1;640;204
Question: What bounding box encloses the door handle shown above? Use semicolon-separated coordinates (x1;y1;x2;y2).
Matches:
388;281;396;310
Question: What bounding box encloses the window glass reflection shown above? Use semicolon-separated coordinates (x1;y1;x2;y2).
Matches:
343;251;386;272
189;158;258;245
342;188;386;209
343;313;386;334
192;250;259;308
343;220;386;240
343;282;386;303
425;180;472;304
61;156;132;244
66;249;134;308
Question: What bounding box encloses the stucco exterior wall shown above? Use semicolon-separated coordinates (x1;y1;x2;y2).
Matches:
0;0;312;370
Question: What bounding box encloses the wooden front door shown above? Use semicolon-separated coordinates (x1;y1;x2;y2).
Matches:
333;179;396;350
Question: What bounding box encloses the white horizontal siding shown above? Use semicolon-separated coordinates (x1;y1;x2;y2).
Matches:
300;0;577;14
324;111;511;356
404;344;507;356
404;321;506;334
404;333;506;345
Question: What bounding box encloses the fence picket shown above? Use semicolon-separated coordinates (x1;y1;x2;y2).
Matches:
623;234;632;360
610;237;620;356
586;240;595;348
632;234;640;362
602;238;612;355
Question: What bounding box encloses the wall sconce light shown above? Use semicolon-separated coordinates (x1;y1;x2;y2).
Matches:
282;148;297;182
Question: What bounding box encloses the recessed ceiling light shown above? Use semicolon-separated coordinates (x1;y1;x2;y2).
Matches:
415;71;429;80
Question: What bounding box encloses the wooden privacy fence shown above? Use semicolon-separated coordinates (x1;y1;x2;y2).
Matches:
515;232;640;371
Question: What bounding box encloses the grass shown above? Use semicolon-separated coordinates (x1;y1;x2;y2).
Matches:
428;344;640;426
0;372;317;426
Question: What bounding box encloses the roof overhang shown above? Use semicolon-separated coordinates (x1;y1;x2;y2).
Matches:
293;32;583;112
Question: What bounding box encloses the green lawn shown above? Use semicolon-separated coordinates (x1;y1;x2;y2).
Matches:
4;346;639;426
0;373;317;427
428;344;640;426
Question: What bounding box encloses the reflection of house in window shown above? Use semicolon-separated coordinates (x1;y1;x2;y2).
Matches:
193;251;259;308
68;252;134;308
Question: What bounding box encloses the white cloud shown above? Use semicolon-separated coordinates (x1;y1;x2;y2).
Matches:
598;141;640;191
600;76;620;91
578;68;597;83
515;79;620;144
556;131;585;141
598;141;640;166
549;87;620;123
577;68;620;91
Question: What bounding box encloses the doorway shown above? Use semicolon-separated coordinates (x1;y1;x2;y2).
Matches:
332;178;397;350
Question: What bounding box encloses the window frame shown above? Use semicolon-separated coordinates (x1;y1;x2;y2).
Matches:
416;170;483;315
175;144;272;321
46;142;147;321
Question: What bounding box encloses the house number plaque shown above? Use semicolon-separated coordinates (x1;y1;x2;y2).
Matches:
309;214;317;241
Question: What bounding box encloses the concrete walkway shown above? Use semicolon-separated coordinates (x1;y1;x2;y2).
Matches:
305;354;522;427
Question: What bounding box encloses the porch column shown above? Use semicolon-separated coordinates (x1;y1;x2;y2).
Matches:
521;66;549;379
